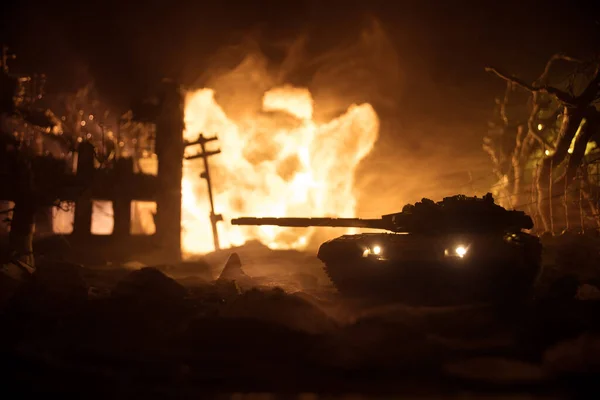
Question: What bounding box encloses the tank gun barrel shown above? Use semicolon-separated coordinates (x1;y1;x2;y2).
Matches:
231;193;535;234
231;217;391;230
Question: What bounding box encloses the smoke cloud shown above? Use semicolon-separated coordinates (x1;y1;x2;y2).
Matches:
188;17;492;227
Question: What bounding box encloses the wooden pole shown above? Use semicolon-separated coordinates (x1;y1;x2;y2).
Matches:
549;158;554;235
531;162;539;232
579;167;585;234
184;134;223;251
564;165;569;232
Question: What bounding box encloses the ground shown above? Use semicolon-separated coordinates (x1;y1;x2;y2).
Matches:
1;236;600;398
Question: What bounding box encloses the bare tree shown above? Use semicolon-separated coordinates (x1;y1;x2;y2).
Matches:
486;54;600;231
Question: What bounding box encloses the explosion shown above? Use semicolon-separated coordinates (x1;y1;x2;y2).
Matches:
182;85;379;255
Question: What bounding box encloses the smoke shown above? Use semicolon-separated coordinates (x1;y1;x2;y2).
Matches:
192;19;400;120
188;17;492;227
307;19;402;121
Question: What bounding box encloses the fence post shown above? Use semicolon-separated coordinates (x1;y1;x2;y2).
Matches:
549;158;554;235
564;167;569;232
579;166;585;234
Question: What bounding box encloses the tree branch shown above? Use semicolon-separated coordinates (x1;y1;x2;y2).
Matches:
576;61;600;104
535;53;584;85
485;67;578;106
499;81;512;126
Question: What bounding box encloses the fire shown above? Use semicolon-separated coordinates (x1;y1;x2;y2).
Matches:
182;85;379;255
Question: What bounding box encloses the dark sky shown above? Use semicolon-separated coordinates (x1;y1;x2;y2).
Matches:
3;0;597;103
2;0;599;206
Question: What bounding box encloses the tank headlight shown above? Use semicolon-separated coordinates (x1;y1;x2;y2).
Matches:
455;246;467;258
444;244;469;258
363;245;382;257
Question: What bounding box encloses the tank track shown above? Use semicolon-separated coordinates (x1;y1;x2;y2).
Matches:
321;244;543;305
321;260;368;298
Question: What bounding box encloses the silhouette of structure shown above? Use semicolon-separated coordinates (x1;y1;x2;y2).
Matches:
2;70;188;262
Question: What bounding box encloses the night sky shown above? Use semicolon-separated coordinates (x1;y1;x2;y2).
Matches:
2;0;599;208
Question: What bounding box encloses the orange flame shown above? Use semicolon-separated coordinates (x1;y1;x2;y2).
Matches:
182;85;379;255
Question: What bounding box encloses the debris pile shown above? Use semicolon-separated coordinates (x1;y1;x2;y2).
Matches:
0;243;599;396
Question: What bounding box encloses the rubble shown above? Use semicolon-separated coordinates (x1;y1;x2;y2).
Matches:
112;267;187;303
217;252;252;285
5;261;88;315
543;332;600;376
220;287;339;334
32;261;87;295
0;237;599;396
443;357;545;384
1;38;599;397
0;260;34;308
576;284;600;301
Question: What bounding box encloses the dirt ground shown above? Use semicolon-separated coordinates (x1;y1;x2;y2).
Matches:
1;239;600;399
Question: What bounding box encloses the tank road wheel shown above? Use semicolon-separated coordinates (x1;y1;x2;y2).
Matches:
322;259;402;301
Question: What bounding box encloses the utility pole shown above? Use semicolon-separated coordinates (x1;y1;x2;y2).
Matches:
184;133;223;251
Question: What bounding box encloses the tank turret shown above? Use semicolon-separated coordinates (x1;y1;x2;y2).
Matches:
231;193;533;234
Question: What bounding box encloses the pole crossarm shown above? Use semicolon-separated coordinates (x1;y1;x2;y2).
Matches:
184;149;221;160
184;134;219;147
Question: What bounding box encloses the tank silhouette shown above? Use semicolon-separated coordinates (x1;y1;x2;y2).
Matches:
232;193;542;304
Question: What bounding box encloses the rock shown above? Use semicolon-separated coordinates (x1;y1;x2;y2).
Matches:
87;286;111;298
32;261;87;295
576;284;600;301
184;281;241;318
217;252;253;288
427;333;515;351
221;287;338;334
443;357;545;384
1;260;35;278
7;261;88;315
27;261;88;305
0;261;34;309
213;279;243;299
547;275;580;301
217;253;248;280
543;332;600;376
113;267;187;303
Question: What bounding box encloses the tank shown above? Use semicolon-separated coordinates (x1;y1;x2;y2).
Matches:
231;193;542;305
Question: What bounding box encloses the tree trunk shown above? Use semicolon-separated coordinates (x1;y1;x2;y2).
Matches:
486;56;600;231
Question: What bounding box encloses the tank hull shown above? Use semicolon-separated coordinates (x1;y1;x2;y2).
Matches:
318;232;542;305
